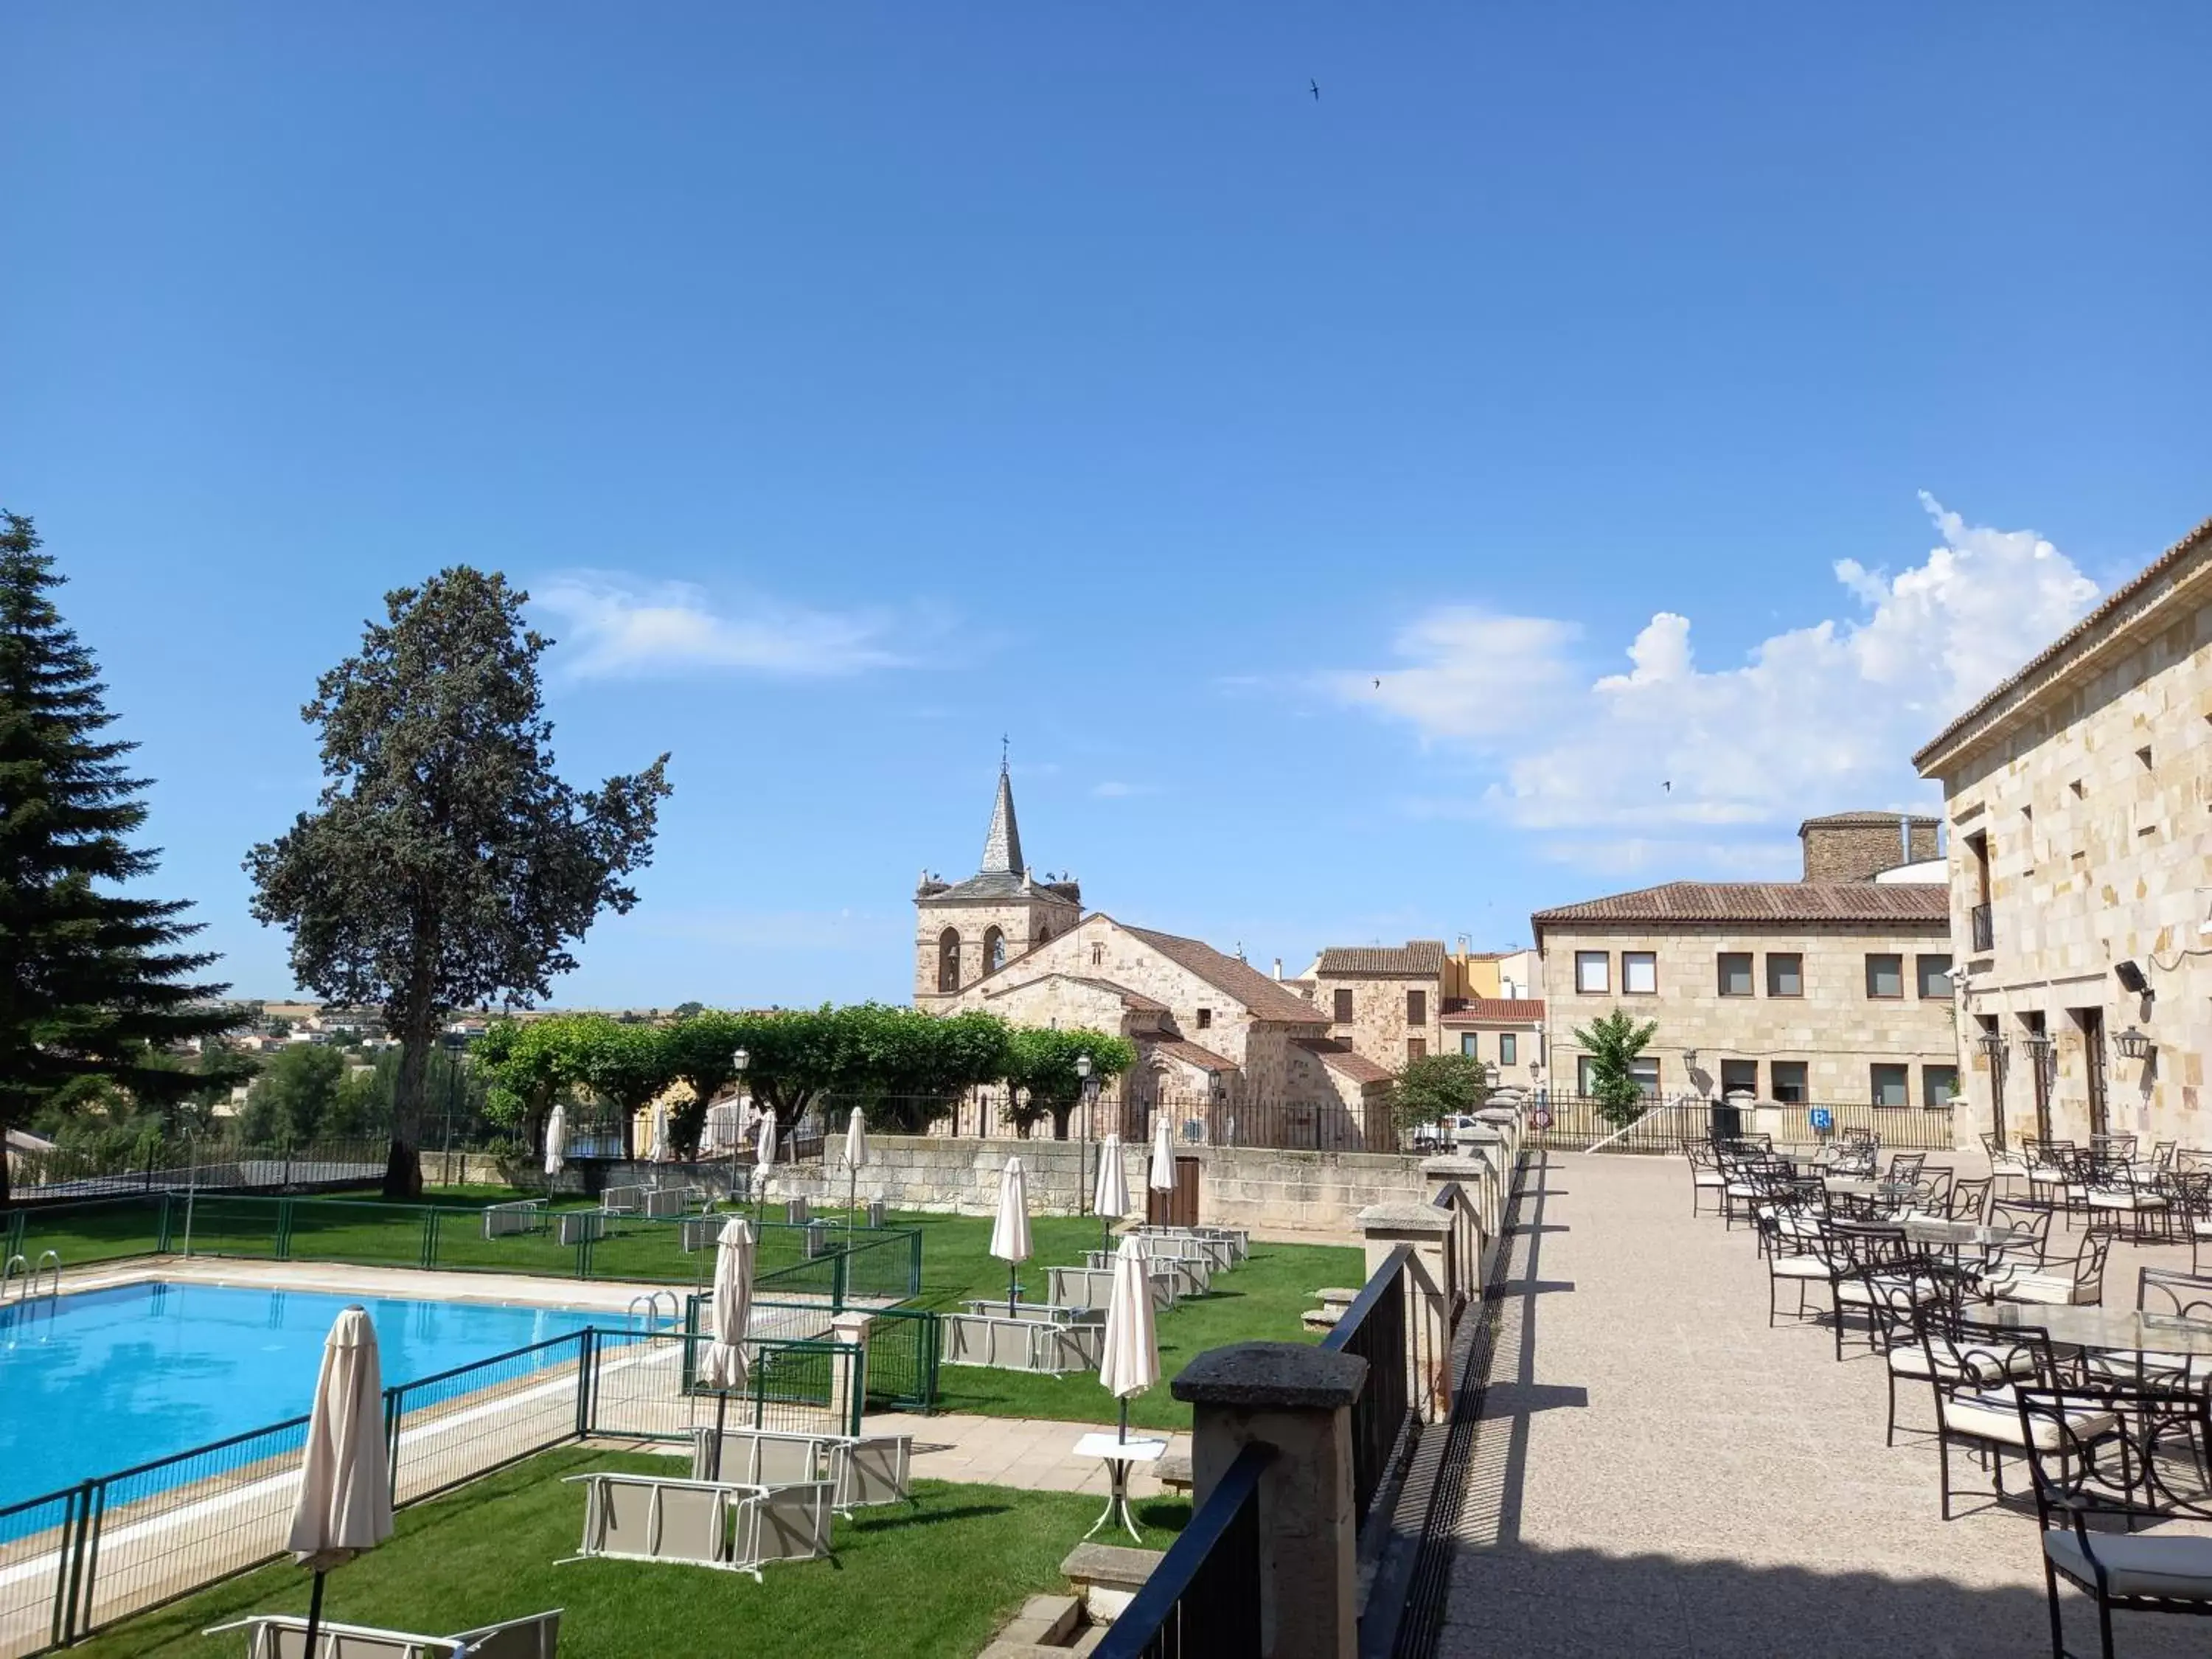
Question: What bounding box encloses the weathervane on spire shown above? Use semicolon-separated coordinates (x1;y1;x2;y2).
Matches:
1001;734;1009;773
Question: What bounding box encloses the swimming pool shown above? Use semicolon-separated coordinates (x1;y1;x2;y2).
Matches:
0;1281;605;1511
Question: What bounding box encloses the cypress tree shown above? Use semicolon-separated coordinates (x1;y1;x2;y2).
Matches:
0;511;237;1200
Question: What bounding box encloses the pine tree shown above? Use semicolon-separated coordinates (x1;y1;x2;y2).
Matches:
0;512;237;1200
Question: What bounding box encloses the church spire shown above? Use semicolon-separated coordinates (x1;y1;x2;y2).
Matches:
980;756;1023;876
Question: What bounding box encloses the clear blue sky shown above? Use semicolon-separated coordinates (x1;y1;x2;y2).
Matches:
5;4;2207;1007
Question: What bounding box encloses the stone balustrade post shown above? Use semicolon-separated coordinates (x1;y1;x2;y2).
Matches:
1356;1203;1455;1421
1172;1343;1368;1659
1417;1155;1492;1291
829;1310;874;1433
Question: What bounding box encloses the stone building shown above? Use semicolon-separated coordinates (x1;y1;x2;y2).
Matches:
915;768;1396;1145
1287;942;1540;1077
1441;996;1545;1088
1531;830;1955;1109
1799;812;1941;883
1913;513;2212;1150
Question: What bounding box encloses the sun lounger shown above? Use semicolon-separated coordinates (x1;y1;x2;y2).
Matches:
688;1428;914;1512
944;1311;1105;1373
563;1471;832;1582
1048;1265;1175;1314
481;1199;546;1239
204;1609;560;1659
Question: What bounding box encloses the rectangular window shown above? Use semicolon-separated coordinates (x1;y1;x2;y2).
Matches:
1460;1033;1479;1058
1575;951;1610;994
1196;1007;1212;1030
1720;1059;1759;1097
1630;1058;1660;1096
1332;988;1353;1024
1865;955;1904;998
1578;1054;1599;1094
1770;1061;1808;1103
1870;1062;1909;1107
1717;953;1753;997
1407;989;1427;1025
1497;1032;1516;1066
1922;1064;1960;1110
1767;954;1804;998
1916;954;1953;999
1406;1037;1426;1062
1622;952;1658;995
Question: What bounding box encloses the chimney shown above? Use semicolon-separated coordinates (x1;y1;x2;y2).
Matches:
1273;958;1284;981
1900;813;1910;866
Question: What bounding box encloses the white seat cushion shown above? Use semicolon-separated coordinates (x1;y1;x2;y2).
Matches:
2192;1220;2212;1239
1891;1342;2037;1382
1693;1170;1725;1188
1769;1256;1830;1281
1941;1386;2117;1450
2087;1191;2166;1211
1995;1274;2093;1306
2045;1531;2212;1601
1725;1181;1759;1197
1837;1275;1933;1306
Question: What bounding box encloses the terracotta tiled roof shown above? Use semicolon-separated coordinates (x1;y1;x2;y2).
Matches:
1315;940;1447;977
1441;998;1545;1026
1121;925;1325;1025
1913;513;2212;772
1293;1037;1395;1086
1146;1037;1237;1073
1531;882;1951;930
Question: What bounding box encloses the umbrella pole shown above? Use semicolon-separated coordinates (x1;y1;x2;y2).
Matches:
848;1161;858;1239
1008;1262;1019;1318
712;1389;728;1482
302;1568;327;1658
1118;1396;1129;1444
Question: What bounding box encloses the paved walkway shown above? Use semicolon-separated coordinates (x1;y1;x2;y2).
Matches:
1433;1152;2208;1658
869;1410;1190;1500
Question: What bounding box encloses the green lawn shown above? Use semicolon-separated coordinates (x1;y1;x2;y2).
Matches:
844;1207;1363;1431
72;1450;1189;1659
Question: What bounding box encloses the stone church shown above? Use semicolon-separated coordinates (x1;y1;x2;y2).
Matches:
913;766;1394;1145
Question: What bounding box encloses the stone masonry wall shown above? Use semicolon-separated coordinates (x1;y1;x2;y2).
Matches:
1801;818;1939;882
1538;921;1956;1105
1315;971;1444;1071
1938;585;2212;1147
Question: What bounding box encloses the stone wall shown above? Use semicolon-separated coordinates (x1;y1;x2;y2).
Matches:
1538;920;1956;1106
1314;970;1442;1069
1801;816;1939;882
1932;577;2212;1147
1201;1145;1429;1236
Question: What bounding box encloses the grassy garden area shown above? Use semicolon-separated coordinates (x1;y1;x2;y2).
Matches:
73;1450;1189;1659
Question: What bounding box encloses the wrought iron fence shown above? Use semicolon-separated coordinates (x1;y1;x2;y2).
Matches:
5;1138;389;1203
1094;1441;1271;1659
1526;1093;1958;1154
2;1192;923;1309
1322;1244;1413;1526
0;1320;861;1658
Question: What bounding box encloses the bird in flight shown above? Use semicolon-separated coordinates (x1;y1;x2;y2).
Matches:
1310;79;1321;101
1372;678;1382;689
1663;781;1672;793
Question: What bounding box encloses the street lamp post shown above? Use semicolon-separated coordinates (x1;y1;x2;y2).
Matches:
730;1048;749;1206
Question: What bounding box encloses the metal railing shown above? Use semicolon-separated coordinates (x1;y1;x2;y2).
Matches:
5;1138;389;1203
1528;1093;1957;1154
0;1321;859;1658
0;1193;924;1307
1321;1245;1413;1526
1094;1441;1272;1659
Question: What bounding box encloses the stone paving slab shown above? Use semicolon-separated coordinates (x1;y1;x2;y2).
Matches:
1433;1151;2211;1659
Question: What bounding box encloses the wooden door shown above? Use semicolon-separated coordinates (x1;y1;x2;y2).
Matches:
2025;1014;2053;1143
2079;1009;2110;1141
1147;1156;1200;1228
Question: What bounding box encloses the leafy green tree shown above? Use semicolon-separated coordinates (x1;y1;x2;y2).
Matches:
243;568;672;1197
478;1014;594;1155
1391;1051;1491;1135
571;1016;675;1159
672;1001;706;1019
0;511;241;1200
1002;1027;1135;1140
661;1009;750;1156
1571;1008;1660;1126
240;1043;347;1144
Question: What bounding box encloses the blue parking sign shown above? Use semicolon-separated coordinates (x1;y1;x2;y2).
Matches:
1809;1107;1833;1132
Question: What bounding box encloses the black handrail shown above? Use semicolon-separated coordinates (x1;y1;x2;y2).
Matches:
1322;1243;1409;1523
1095;1441;1273;1659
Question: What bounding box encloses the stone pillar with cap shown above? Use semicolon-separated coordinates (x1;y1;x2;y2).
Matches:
1173;1342;1368;1659
828;1310;874;1433
1357;1201;1455;1421
1418;1154;1492;1293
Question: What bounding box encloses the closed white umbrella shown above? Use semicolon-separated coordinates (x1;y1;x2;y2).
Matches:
842;1110;869;1231
287;1307;393;1651
990;1156;1032;1315
1093;1132;1129;1254
698;1217;754;1477
703;1101;736;1155
753;1108;778;1218
543;1102;567;1197
647;1099;671;1164
1150;1112;1177;1194
1098;1235;1161;1442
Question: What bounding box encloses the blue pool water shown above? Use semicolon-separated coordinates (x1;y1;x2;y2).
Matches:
0;1281;603;1511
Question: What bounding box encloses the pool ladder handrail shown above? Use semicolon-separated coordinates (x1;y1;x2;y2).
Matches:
30;1251;60;1303
1;1253;23;1303
626;1289;680;1334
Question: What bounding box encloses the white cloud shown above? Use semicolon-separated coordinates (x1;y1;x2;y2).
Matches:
1332;498;2101;869
1091;780;1160;799
534;571;902;679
